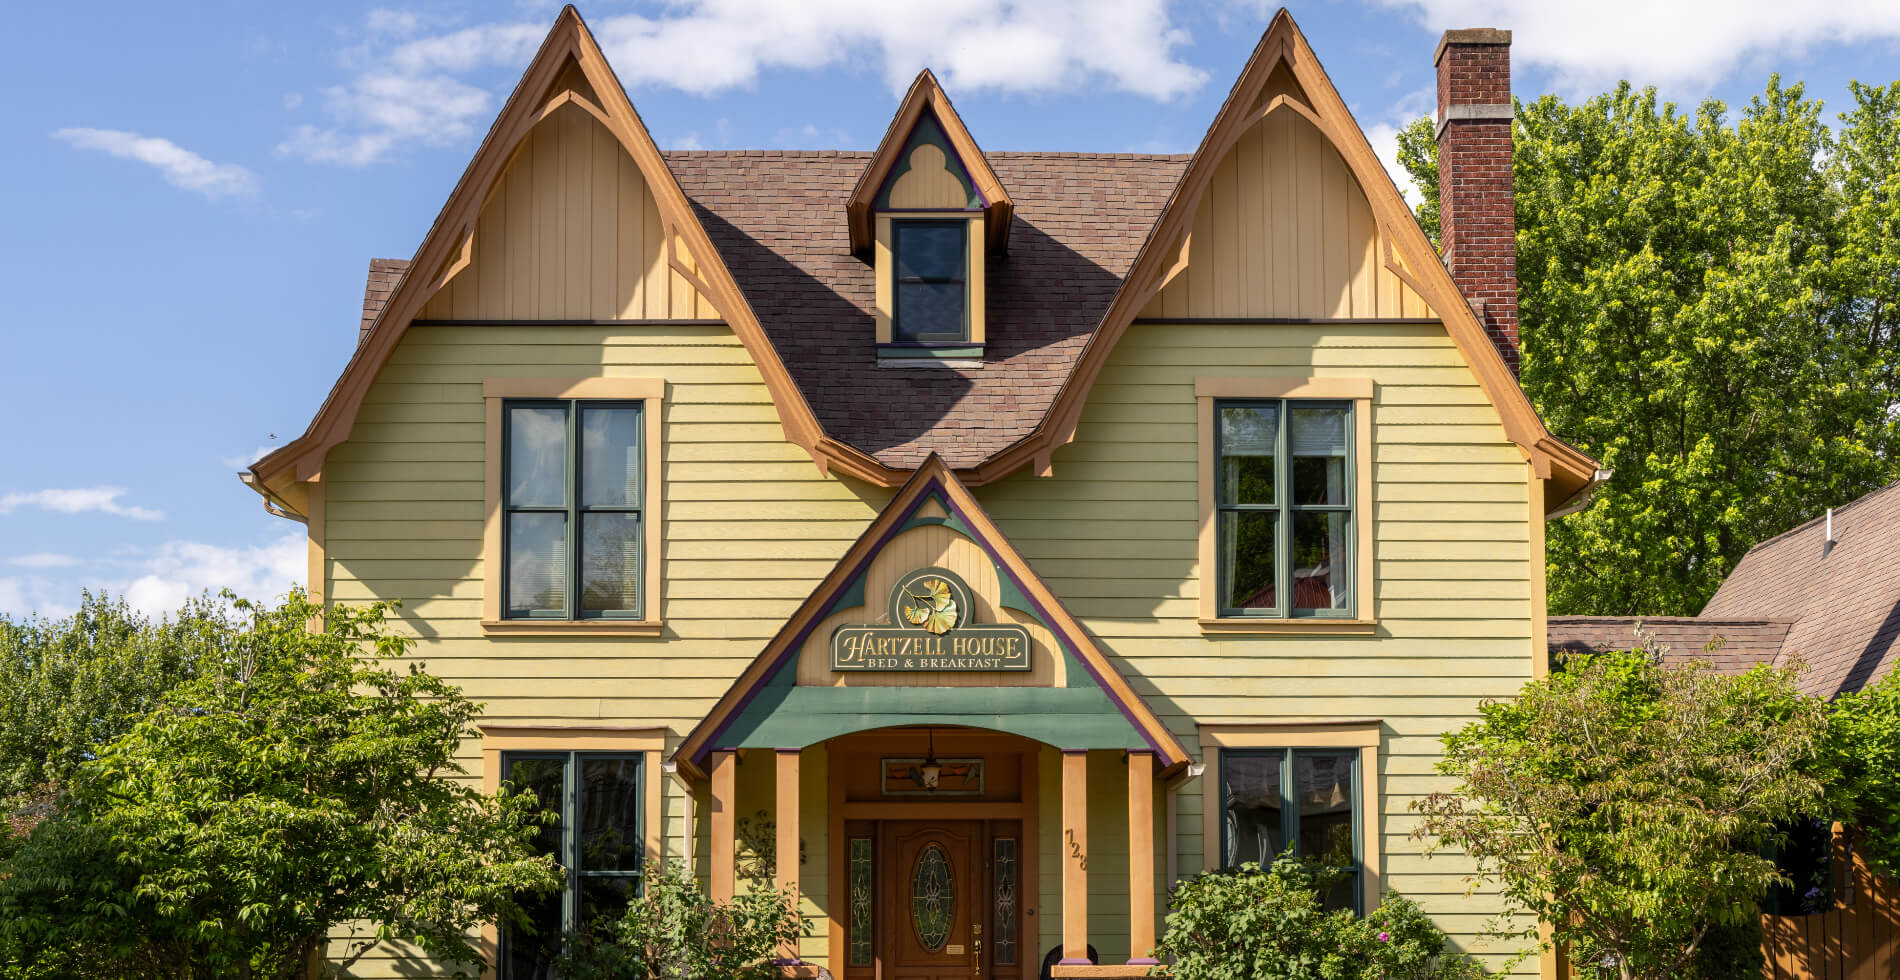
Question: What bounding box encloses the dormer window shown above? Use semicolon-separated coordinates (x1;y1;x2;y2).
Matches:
893;219;969;343
848;71;1013;365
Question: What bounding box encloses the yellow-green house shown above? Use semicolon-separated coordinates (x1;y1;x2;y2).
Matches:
244;8;1601;979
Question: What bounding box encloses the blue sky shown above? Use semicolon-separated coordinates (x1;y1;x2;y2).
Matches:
3;0;1898;620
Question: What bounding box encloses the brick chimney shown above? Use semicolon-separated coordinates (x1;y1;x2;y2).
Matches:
1434;28;1519;374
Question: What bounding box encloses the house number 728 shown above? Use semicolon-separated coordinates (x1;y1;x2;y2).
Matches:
1065;828;1088;870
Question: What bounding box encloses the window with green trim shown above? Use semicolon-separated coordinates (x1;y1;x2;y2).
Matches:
1215;399;1354;617
500;751;644;978
1220;748;1361;912
892;219;968;343
503;399;644;620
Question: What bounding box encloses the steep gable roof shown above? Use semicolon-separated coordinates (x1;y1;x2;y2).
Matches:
967;10;1599;503
672;454;1193;779
847;69;1013;253
1701;479;1900;697
247;6;825;496
267;8;1600;517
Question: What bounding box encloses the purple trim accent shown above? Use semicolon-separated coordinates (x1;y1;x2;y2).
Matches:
692;470;1180;768
770;957;804;967
1058;958;1094;966
692;483;943;768
936;489;1172;761
1126;958;1162;966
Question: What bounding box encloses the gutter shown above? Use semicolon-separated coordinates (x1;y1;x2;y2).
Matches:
1547;468;1612;520
238;470;307;525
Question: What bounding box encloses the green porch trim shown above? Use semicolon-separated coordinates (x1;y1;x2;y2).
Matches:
714;685;1147;752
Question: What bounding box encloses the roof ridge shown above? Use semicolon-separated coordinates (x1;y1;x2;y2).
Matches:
1735;476;1900;558
1547;615;1797;624
656;148;1193;161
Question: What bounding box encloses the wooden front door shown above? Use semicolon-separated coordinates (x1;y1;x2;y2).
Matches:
883;821;982;980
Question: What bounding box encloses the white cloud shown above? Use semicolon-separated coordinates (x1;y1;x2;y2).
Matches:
284;2;1207;165
120;533;306;617
0;533;305;622
221;444;284;470
51;128;258;198
0;487;162;522
1373;0;1900;92
1359;87;1437;205
8;553;79;569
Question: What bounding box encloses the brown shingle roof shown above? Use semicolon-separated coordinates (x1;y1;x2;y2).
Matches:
663;150;1189;468
356;152;1188;469
1547;616;1793;675
1701;479;1900;697
359;258;408;346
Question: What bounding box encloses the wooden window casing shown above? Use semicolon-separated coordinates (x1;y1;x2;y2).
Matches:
477;726;666;980
1196;377;1374;633
1200;722;1382;914
481;378;664;636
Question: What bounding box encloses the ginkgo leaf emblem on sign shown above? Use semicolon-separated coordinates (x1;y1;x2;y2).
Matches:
830;566;1032;671
902;577;960;635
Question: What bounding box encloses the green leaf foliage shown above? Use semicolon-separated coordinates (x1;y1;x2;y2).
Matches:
558;864;801;980
0;592;229;799
0;590;564;980
1411;652;1829;980
1397;78;1900;615
1821;667;1900;877
1152;855;1485;980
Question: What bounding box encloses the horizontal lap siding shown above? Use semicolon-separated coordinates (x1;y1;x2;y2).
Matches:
978;321;1537;973
322;323;883;977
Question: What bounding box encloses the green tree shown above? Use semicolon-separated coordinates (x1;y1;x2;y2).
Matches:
1152;856;1485;980
1397;78;1900;615
1822;667;1900;876
0;591;563;979
558;865;802;980
1411;651;1829;980
0;592;228;799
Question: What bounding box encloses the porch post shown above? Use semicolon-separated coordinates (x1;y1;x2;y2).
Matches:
711;750;737;902
1127;750;1158;965
1061;749;1090;965
775;748;801;964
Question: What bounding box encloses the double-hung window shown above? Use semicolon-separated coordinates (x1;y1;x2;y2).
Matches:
892;219;969;343
1215;399;1355;617
503;399;645;620
500;751;645;978
1221;747;1362;912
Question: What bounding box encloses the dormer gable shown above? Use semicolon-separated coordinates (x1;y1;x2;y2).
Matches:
847;70;1012;254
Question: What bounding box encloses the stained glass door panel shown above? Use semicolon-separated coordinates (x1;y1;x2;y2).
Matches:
881;821;980;980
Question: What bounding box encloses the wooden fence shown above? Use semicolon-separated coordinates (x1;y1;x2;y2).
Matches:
1551;825;1899;979
1760;825;1900;980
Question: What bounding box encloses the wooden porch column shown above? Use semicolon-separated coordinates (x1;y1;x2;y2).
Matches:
1061;749;1090;965
775;748;801;964
1127;750;1158;965
711;750;737;902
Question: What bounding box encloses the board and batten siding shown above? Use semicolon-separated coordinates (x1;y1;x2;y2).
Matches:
418;101;719;322
1138;100;1432;320
320;322;883;974
978;319;1538;975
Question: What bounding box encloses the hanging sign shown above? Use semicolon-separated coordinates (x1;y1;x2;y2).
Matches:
831;567;1033;671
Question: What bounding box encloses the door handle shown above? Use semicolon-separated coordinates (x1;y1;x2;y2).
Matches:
972;924;982;976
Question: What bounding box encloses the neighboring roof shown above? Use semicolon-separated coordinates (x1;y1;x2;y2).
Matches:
1701;479;1900;697
1547;616;1793;675
672;454;1194;780
669;149;1185;468
358;258;407;346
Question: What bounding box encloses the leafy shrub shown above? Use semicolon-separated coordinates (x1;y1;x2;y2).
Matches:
1152;855;1485;980
559;863;801;980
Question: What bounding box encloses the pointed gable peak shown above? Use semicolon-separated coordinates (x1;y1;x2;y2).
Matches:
848;69;1013;253
672;452;1191;779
